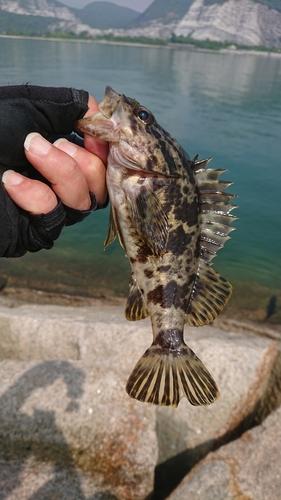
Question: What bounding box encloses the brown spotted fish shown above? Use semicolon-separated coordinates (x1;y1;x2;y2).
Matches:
77;86;237;407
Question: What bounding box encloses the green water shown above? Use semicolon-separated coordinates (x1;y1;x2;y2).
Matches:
0;38;280;322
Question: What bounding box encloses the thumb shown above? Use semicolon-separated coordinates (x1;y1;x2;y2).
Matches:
2;170;57;214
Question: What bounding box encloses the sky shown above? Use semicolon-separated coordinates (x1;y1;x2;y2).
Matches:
59;0;154;12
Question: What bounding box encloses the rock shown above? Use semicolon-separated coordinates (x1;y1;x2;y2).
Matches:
0;302;151;364
0;358;157;500
0;459;118;500
0;300;280;499
155;327;279;497
0;0;78;22
167;403;281;500
0;275;7;291
174;0;281;49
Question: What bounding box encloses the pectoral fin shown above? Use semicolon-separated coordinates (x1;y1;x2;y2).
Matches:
129;191;169;256
104;205;125;250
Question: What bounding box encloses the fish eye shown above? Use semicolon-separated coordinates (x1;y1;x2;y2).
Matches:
134;107;153;125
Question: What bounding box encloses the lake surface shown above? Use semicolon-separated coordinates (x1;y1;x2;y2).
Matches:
0;37;280;323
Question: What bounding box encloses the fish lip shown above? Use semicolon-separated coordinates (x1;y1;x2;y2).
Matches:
75;113;119;141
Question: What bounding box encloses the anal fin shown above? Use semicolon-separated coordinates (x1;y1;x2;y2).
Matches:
126;343;219;407
125;273;149;321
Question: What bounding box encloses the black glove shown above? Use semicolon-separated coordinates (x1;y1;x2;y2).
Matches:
0;85;98;258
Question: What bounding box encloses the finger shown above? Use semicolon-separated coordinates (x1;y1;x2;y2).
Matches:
54;138;107;206
85;95;100;115
24;133;92;211
2;170;57;214
83;95;108;165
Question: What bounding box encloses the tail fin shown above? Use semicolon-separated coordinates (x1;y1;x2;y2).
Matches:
126;344;219;407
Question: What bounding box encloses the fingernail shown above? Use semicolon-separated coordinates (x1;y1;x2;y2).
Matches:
24;132;52;155
53;138;78;157
2;170;24;186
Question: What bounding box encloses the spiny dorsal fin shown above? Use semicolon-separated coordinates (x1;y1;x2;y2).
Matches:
125;273;149;321
104;205;125;250
128;191;169;256
185;158;237;326
126;343;219;407
195;159;238;263
192;156;212;171
185;261;232;327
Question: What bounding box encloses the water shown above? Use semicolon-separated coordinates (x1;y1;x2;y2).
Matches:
0;37;280;322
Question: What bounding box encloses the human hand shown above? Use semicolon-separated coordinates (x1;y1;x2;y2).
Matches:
3;96;108;214
0;85;108;257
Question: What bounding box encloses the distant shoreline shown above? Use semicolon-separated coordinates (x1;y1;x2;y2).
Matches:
1;34;280;57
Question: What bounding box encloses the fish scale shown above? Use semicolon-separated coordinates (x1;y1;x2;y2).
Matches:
77;86;237;407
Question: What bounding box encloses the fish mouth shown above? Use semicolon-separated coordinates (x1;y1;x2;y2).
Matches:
76;87;124;141
77;86;179;179
75;113;119;142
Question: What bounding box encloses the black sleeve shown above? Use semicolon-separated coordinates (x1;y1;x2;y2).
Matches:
0;85;99;258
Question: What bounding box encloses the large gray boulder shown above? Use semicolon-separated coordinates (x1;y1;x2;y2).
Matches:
156;327;279;464
167;403;281;500
0;299;280;499
0;358;157;500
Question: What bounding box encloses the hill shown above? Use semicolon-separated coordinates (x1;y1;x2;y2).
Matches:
0;0;281;48
0;0;139;33
131;0;195;25
76;2;139;29
0;10;58;35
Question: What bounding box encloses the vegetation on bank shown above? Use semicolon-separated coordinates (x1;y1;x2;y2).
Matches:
169;34;281;52
1;29;280;53
94;33;167;45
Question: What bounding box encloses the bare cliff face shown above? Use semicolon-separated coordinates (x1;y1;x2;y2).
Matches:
174;0;281;48
0;0;78;21
109;0;281;49
0;0;280;48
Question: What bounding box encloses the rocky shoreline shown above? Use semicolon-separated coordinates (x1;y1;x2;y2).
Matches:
0;292;280;499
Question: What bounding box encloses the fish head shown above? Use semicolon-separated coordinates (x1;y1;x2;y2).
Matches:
76;86;188;177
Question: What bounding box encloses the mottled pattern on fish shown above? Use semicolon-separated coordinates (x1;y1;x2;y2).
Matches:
77;87;237;407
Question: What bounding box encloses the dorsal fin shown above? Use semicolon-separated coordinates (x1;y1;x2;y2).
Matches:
192;156;211;172
185;261;232;326
194;159;238;263
186;158;237;326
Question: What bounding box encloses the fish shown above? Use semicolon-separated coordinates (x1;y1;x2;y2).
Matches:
76;86;237;407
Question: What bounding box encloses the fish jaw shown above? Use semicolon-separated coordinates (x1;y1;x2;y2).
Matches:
76;111;119;142
77;86;185;178
77;112;150;172
76;87;132;143
76;87;122;141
